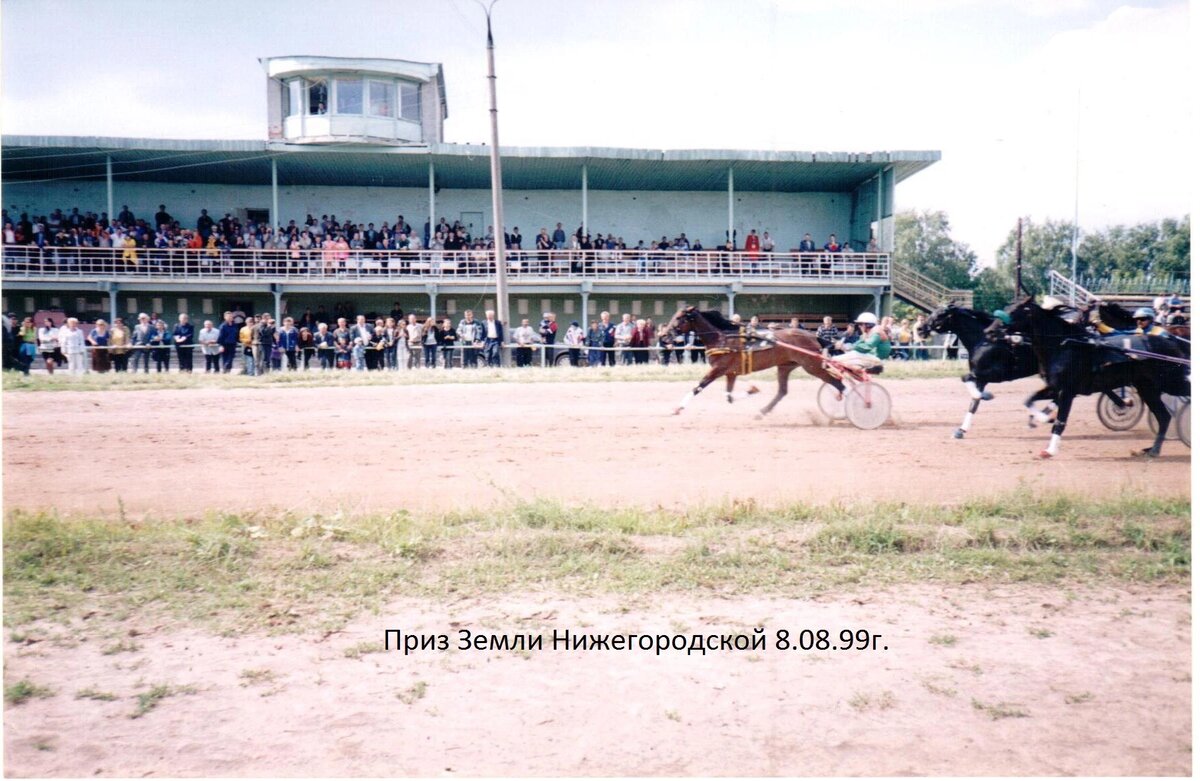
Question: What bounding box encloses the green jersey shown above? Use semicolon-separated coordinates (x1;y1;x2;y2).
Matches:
852;329;891;359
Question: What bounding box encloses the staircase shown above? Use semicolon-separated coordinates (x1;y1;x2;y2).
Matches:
890;260;974;312
1047;270;1099;304
1048;270;1189;314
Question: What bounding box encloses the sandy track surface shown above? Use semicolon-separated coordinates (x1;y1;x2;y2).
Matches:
3;584;1190;777
2;376;1190;518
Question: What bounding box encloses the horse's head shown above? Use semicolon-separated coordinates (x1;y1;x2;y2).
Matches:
920;306;953;339
666;306;697;340
986;297;1041;344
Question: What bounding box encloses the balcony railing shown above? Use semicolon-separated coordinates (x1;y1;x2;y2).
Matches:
1;246;890;284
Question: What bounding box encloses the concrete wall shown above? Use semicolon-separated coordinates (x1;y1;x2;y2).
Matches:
3;181;851;252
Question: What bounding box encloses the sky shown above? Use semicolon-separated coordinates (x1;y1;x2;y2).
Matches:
1;0;1193;265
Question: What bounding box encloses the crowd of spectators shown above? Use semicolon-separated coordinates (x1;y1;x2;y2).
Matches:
2;204;875;274
3;301;957;377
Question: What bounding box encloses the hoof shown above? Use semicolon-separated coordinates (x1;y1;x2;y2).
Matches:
726;396;733;404
980;391;994;401
747;385;761;395
754;413;764;421
1037;450;1054;459
1027;419;1037;429
1134;448;1160;458
673;408;683;416
953;429;965;439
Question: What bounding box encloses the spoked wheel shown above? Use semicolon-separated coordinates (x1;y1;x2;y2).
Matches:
1148;395;1185;441
845;382;892;430
817;382;847;420
1096;386;1144;431
1175;399;1190;448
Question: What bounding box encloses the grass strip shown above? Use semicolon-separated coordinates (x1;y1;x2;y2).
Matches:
2;360;964;393
3;490;1188;636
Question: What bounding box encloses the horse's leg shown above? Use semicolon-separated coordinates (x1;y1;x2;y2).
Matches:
1038;391;1075;459
963;372;994;402
954;397;982;439
1102;388;1135;408
758;365;791;417
1137;386;1171;457
674;364;723;415
1024;386;1057;427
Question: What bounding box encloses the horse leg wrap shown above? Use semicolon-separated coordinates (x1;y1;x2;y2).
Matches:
675;387;700;414
965;379;983;401
956;409;974;439
1040;433;1062;458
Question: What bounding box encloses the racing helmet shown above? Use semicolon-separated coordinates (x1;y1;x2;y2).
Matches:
855;312;878;326
1133;307;1155;320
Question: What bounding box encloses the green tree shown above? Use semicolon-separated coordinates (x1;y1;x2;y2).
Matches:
892;210;979;289
971;267;1014;314
993;218;1075;298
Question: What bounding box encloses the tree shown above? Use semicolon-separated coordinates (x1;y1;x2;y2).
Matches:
892;210;979;290
993;218;1075;298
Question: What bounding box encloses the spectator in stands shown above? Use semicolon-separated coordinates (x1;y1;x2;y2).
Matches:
421;317;439;368
866;237;880;253
198;320;221;373
553;223;566;249
298;327;316;369
745;229;760;255
278;317;299;370
539;312;558;345
629;318;648;364
314;322;335;370
911;314;929;360
87;319;111;373
129;313;152;373
614;313;635;365
60;318;87;375
512;318;537;367
824;234;840;253
217;312;240;373
173;313;195;373
482;310;504;367
404;314;423;369
799;233;816;252
37;317;63;374
564;320;584;367
438;318;457;368
761;232;775;253
150;320;171;372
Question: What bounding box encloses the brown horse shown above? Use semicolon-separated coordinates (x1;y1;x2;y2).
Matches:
666;307;844;416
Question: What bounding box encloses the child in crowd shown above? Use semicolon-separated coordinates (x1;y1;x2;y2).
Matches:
351;337;366;371
335;336;351;369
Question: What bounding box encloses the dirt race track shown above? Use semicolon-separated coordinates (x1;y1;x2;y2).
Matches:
1;375;1191;517
2;375;1192;776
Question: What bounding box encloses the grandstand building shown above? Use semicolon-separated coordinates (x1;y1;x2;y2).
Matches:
1;55;959;326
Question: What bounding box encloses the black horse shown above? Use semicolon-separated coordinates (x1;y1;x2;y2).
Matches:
989;298;1190;458
920;305;1046;438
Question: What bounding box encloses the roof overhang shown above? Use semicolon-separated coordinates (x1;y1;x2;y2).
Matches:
1;135;939;193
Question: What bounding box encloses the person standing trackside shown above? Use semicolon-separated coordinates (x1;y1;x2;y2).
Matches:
198;320;222;373
482;309;504;367
239;315;257;375
173;314;195;373
456;309;483;368
109;317;131;372
61;318;88;375
130;313;153;373
255;314;276;375
277;317;299;371
564;320;584;367
217;311;240;373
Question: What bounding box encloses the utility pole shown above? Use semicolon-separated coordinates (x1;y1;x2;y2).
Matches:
1070;87;1081;305
1014;218;1023;303
480;0;508;329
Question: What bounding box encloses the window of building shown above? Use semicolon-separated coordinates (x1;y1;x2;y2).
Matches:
307;78;328;115
177;298;188;315
75;297;87;313
446;299;456;314
608;300;619;314
563;299;574;314
50;297;61;307
286;79;302;117
588;299;598;315
484;299;495;312
24;297;35;312
540;299;551;315
202;299;214;315
126;298;138;314
517;299;529;316
368;80;394;117
335;78;362;115
151;298;162;314
654;300;664;316
631;300;642;316
399;82;421;121
699;300;710;311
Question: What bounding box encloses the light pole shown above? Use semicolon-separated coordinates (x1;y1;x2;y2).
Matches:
1070;87;1081;305
479;0;508;329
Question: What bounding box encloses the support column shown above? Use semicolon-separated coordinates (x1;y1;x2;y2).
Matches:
271;158;279;230
428;158;436;247
106;155;114;224
727;166;734;247
726;291;737;317
580;291;590;325
108;282;118;325
427;283;438;319
873;288;882;318
875;173;882;244
272;284;282;324
581;164;588;239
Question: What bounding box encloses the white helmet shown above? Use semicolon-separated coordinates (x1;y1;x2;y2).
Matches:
855;312;878;326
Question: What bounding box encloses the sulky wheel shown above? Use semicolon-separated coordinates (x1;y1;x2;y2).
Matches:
1175;399;1190;448
844;382;892;430
1148;394;1184;441
1096;386;1144;431
817;382;847;420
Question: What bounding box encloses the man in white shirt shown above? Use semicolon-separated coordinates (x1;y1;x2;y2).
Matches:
482;309;505;367
198;320;221;373
512;318;539;367
614;314;635;365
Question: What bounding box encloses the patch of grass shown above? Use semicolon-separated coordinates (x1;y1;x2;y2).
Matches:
5;679;54;705
1064;692;1093;705
130;683;196;719
75;687;117;701
929;634;958;647
2;360;966;394
34;739;54;751
922;679;957;697
972;698;1030;720
1028;626;1053;639
396;681;427;705
3;491;1188;638
848;692;872;712
101;639;141;655
343;641;385;659
238;669;277;687
665;709;681;722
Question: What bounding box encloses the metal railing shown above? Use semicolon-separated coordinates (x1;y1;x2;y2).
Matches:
1047;270;1098;303
1;246;890;283
890;260;974;310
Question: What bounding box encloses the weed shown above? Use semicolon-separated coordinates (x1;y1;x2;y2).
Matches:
101;639;141;655
665;709;682;722
396;681;427;705
344;641;384;659
929;634;958;647
1064;692;1094;705
238;669;277;687
5;679;53;705
972;698;1029;720
75;687;117;701
131;684;196;719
